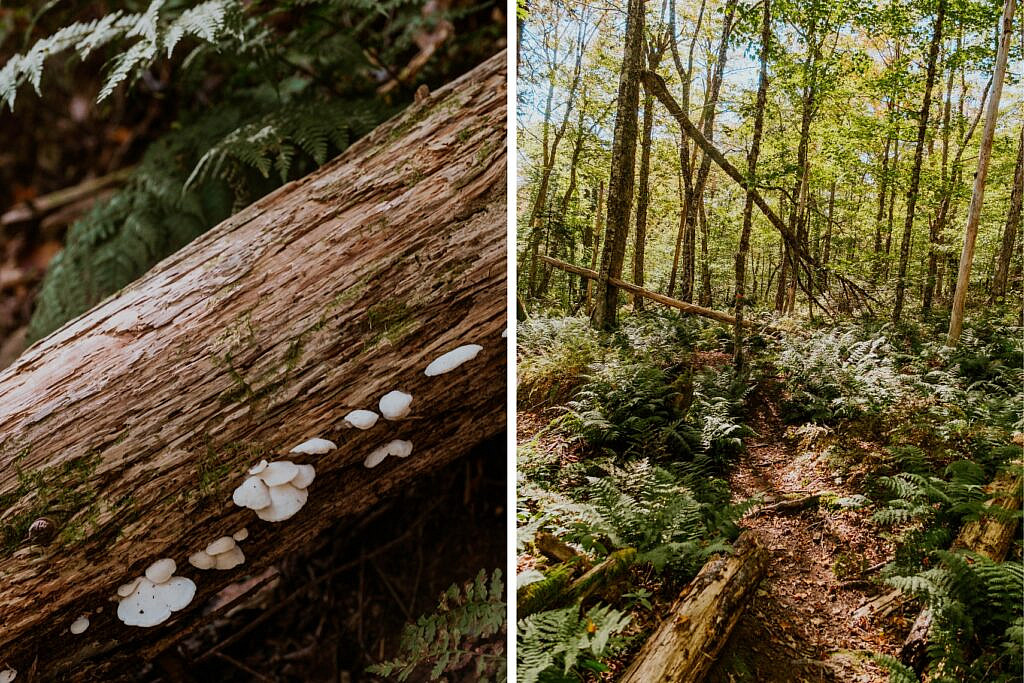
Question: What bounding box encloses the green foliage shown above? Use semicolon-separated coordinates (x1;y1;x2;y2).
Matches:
564;460;739;573
775;327;911;423
367;569;506;682
15;0;483;341
517;317;603;408
516;604;631;683
0;0;240;109
886;552;1024;682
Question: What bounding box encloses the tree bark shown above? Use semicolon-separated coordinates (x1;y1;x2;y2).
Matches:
592;0;645;329
892;0;946;322
992;125;1023;300
0;52;506;680
618;532;768;683
947;0;1016;345
586;180;605;313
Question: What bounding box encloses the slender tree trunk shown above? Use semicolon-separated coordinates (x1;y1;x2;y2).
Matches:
698;192;713;307
948;0;1016;344
893;0;946;322
634;30;669;312
0;52;507;679
734;0;770;373
992;125;1024;299
667;0;706;298
923;55;955;312
586;180;605;312
682;0;738;303
592;0;645;329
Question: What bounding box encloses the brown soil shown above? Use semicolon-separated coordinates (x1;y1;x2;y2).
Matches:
707;378;905;683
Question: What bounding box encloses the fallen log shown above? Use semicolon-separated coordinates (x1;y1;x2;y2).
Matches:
900;462;1022;672
539;255;746;327
0;51;506;680
747;492;822;518
618;532;768;683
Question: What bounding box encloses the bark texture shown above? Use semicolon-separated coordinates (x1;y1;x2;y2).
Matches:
618;532;768;683
0;51;506;680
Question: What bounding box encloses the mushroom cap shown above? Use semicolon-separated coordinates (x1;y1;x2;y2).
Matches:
0;669;16;683
379;390;413;420
232;527;249;542
501;327;508;338
289;437;337;454
388;440;414;458
214;545;245;570
188;550;216;570
259;461;300;487
69;616;90;635
145;558;176;584
116;578;173;628
117;576;143;598
206;536;236;556
255;484;309;522
291;464;316;489
248;459;269;475
344;410;379;430
424;344;483;376
363;444;390;469
159;576;197;611
233;476;272;510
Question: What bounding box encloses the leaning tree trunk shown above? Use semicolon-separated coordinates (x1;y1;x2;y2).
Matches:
0;51;506;680
618;532;768;683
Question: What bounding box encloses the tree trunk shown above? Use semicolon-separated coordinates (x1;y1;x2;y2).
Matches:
0;52;507;680
892;0;946;322
635;32;669;312
586;180;605;313
592;0;645;330
923;57;955;312
992;125;1023;300
947;0;1016;345
618;532;768;683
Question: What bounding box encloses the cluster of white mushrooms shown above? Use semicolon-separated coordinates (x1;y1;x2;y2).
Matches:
49;338;492;646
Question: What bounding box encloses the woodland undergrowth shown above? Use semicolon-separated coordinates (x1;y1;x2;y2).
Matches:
516;310;1022;683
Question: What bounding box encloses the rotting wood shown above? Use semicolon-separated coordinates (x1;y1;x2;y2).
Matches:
618;531;768;683
854;461;1021;625
535;532;589;567
900;462;1022;672
541;255;747;327
0;50;506;680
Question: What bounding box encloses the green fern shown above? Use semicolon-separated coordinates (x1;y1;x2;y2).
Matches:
1;0;241;109
516;604;630;683
367;569;506;682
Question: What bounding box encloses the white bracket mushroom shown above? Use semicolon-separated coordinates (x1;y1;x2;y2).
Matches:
189;531;247;570
69;615;90;634
379;391;412;420
0;668;15;683
289;438;337;455
343;410;379;430
232;460;315;522
424;344;483;376
363;439;413;468
116;559;196;628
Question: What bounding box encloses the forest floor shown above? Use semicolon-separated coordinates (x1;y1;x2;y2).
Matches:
517;364;916;683
707;376;902;683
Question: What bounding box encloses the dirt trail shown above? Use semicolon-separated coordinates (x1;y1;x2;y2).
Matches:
707;378;903;683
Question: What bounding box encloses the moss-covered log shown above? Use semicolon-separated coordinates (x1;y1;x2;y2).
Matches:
618;532;767;683
0;51;506;680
